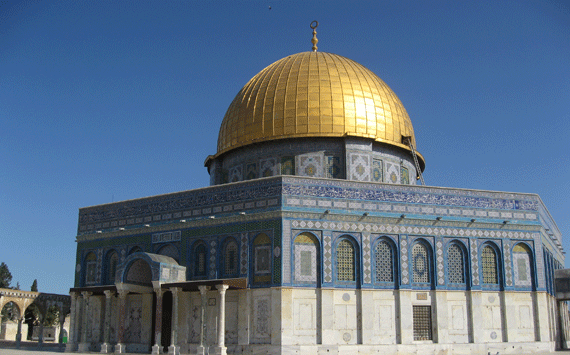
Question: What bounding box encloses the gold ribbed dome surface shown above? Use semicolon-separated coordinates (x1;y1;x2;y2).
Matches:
217;51;424;166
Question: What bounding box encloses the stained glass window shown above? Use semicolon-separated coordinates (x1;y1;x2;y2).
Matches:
447;244;465;284
337;239;355;281
224;240;238;276
375;240;393;282
481;245;498;284
412;243;429;283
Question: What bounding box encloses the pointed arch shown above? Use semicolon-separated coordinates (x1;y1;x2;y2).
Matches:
293;232;320;285
157;244;180;263
411;239;433;286
252;233;272;284
513;242;534;288
222;237;239;278
446;240;468;287
104;249;119;285
192;241;208;279
334;235;359;285
480;242;501;286
373;236;397;286
83;252;97;286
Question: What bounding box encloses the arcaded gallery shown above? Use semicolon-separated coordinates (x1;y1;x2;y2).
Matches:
66;25;567;354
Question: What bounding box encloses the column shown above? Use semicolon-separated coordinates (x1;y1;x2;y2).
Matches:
114;290;128;354
37;314;45;349
196;286;210;355
211;284;229;355
58;307;66;350
73;293;82;350
100;290;115;353
152;288;165;354
168;287;181;355
16;315;24;349
78;291;93;352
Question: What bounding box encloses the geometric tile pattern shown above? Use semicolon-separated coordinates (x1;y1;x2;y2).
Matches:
228;165;243;183
260;158;278;177
282;223;291;284
240;233;248;275
386;161;400;184
348;153;370;181
372;159;383;182
246;162;257;180
362;233;371;283
298;154;323;177
412;243;429;283
470;239;479;286
503;240;513;286
400;236;409;285
323;233;332;283
209;240;217;279
435;238;445;285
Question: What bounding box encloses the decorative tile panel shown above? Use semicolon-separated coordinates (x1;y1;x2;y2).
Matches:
246;163;257;180
348;153;370;181
240;233;249;275
400;236;409;285
297;154;323;177
323;233;332;283
362;233;371;283
229;165;243;183
435;238;444;285
386;162;400;184
503;240;513;286
470;239;479;286
260;158;278;177
372;159;383;182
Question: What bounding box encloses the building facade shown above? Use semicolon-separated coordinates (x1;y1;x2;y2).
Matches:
67;31;566;355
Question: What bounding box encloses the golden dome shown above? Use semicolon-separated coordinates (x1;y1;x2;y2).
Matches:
216;51;424;169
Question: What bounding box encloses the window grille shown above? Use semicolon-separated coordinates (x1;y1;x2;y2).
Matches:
195;244;206;276
413;306;432;340
337;239;355;281
107;252;118;284
481;246;498;284
375;240;393;282
412;243;429;283
85;252;97;285
224;241;238;276
447;244;465;284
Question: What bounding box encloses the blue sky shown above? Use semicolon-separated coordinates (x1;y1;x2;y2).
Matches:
1;1;568;295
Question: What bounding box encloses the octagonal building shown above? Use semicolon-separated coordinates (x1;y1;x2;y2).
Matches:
67;29;566;355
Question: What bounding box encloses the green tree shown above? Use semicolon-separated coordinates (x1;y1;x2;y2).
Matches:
31;279;38;292
0;262;12;288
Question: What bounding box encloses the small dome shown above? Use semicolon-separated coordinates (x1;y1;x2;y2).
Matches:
216;51;424;169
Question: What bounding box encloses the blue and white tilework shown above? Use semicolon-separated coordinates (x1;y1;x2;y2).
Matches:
362;233;371;283
400;236;409;285
240;233;249;275
260;158;278;177
323;233;332;283
282;222;291;284
513;250;532;287
229;165;243;183
348;153;370;181
386;161;400;184
435;238;444;285
209;240;217;279
470;239;479;286
503;239;513;286
297;154;323;177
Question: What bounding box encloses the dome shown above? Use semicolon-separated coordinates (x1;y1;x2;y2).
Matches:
216;51;424;169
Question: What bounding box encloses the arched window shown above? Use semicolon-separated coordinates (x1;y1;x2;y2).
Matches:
194;243;207;278
374;239;394;283
84;252;97;286
105;251;119;285
513;243;532;287
128;246;142;255
253;233;271;283
293;233;319;284
223;239;239;277
337;238;355;282
412;242;430;283
481;245;498;284
157;244;180;263
447;243;465;284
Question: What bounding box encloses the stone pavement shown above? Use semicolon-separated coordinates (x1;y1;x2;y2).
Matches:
2;341;570;355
